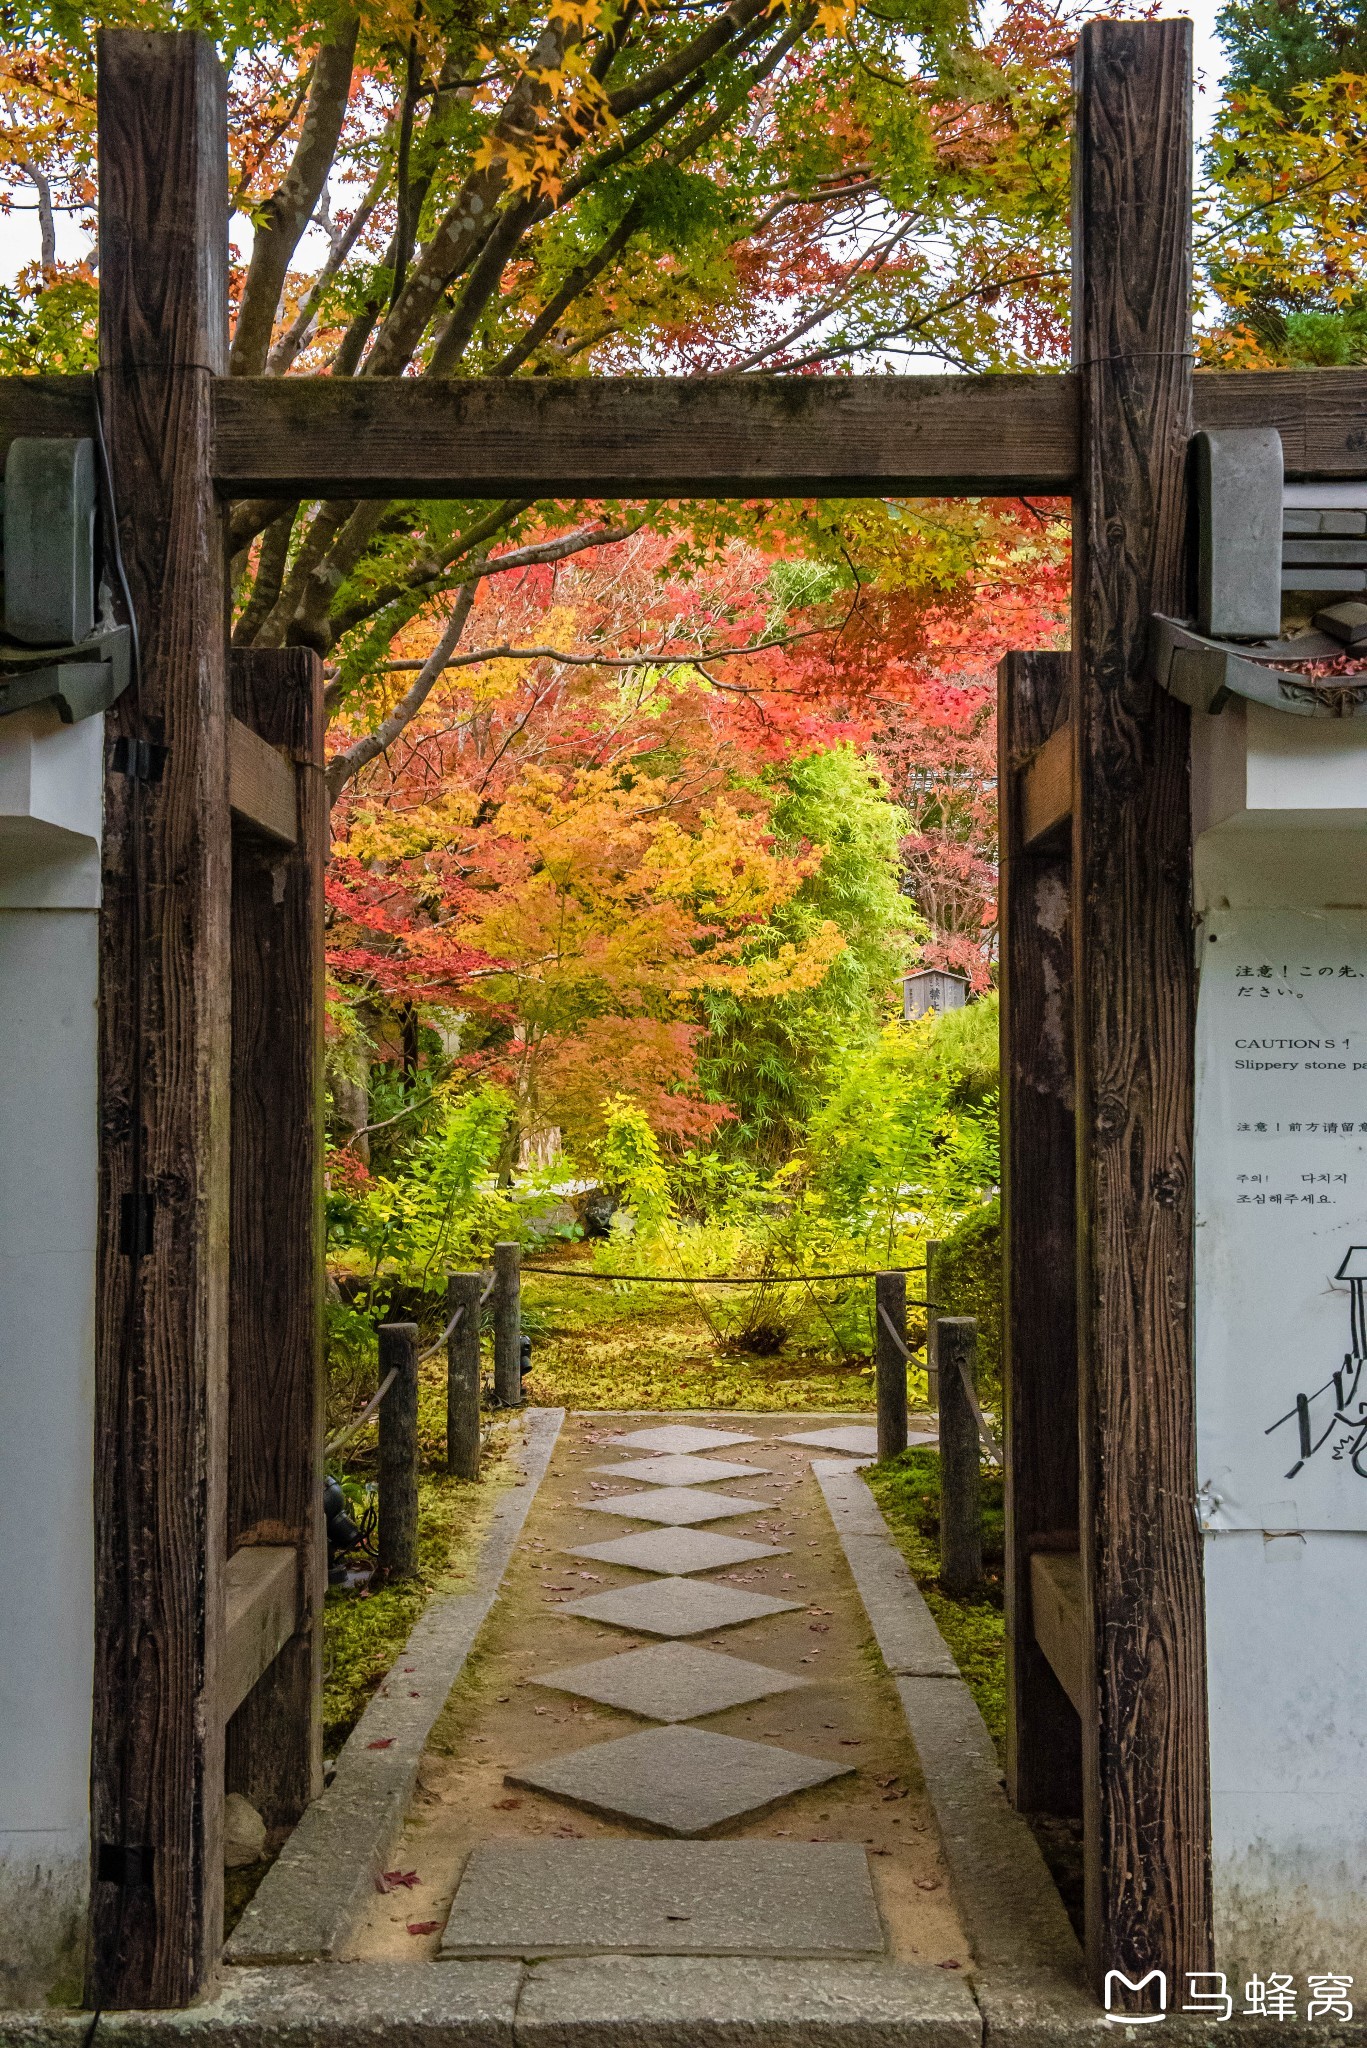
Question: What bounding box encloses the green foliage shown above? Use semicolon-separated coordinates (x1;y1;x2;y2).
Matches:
934;1197;1002;1408
1217;0;1367;110
701;748;920;1160
0;272;97;374
806;995;1000;1260
599;1095;673;1234
327;1085;520;1296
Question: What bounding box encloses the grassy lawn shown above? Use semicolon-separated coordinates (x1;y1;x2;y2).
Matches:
518;1267;885;1412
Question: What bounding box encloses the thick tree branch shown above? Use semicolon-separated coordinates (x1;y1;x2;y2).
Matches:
230;15;361;377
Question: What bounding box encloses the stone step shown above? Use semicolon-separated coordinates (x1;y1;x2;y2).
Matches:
439;1840;885;1959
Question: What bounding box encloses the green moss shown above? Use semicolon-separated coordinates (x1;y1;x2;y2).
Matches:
864;1446;1007;1763
933;1198;1001;1407
321;1451;507;1755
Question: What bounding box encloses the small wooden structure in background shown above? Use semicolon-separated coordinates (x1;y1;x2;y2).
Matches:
2;14;1363;2010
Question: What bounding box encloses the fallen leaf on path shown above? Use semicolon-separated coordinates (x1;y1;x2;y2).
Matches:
366;1737;395;1750
492;1797;522;1810
407;1921;441;1937
383;1869;420;1888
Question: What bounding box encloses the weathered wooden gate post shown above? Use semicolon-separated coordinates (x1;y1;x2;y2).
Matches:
226;646;327;1840
1071;17;1211;1992
90;31;232;2008
998;649;1081;1820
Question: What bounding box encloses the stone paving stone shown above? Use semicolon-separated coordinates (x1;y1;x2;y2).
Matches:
611;1424;757;1453
503;1726;854;1835
532;1642;810;1721
558;1575;800;1637
592;1453;762;1486
565;1527;788;1576
780;1425;880;1456
440;1840;883;1958
582;1486;770;1526
517;1955;981;2043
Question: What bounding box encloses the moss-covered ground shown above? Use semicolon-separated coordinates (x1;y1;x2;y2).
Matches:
863;1446;1005;1760
518;1268;882;1412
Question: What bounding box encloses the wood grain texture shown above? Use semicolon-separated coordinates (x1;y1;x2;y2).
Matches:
1019;719;1074;850
446;1272;483;1481
377;1325;420;1580
213;372;1079;498
206;367;1367;500
228;716;297;844
493;1241;522;1408
936;1318;983;1598
1071;19;1212;1990
1030;1552;1086;1717
225;647;326;1834
90;29;231;2009
222;1546;297;1721
875;1269;908;1461
998;650;1081;1821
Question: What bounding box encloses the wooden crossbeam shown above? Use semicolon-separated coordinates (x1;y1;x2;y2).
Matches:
1018;720;1074;849
4;367;1365;500
1029;1551;1086;1717
229;717;297;845
222;1545;297;1721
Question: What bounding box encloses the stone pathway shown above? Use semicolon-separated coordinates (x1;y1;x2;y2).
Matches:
349;1412;967;1967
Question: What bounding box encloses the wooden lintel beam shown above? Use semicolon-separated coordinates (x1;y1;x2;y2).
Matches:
2;367;1366;496
1030;1551;1086;1717
208;367;1367;499
1019;720;1074;848
229;716;297;845
222;1545;297;1722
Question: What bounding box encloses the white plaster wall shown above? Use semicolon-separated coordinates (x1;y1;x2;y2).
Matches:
0;707;101;2006
1193;704;1367;1980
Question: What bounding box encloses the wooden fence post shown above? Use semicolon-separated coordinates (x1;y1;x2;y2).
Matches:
377;1324;419;1580
875;1269;908;1461
493;1241;522;1407
1072;17;1211;1990
446;1273;482;1481
924;1240;943;1407
89;30;231;2009
937;1317;982;1597
998;648;1081;1821
225;648;326;1841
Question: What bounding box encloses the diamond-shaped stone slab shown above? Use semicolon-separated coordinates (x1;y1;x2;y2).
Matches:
444;1843;881;1949
504;1725;853;1835
532;1642;809;1722
558;1575;799;1637
566;1527;787;1576
593;1453;761;1486
440;1840;883;1957
611;1425;757;1454
583;1486;769;1526
781;1425;879;1456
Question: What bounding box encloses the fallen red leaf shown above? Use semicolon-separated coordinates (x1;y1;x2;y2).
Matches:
383;1869;419;1888
407;1921;441;1937
366;1737;395;1749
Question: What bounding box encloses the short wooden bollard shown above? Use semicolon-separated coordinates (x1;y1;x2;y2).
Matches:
377;1322;419;1580
446;1272;482;1481
493;1240;522;1407
875;1269;908;1461
937;1315;982;1596
925;1239;943;1407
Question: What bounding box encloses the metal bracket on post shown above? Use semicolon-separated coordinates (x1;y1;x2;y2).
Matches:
1152;426;1367;719
0;437;131;723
